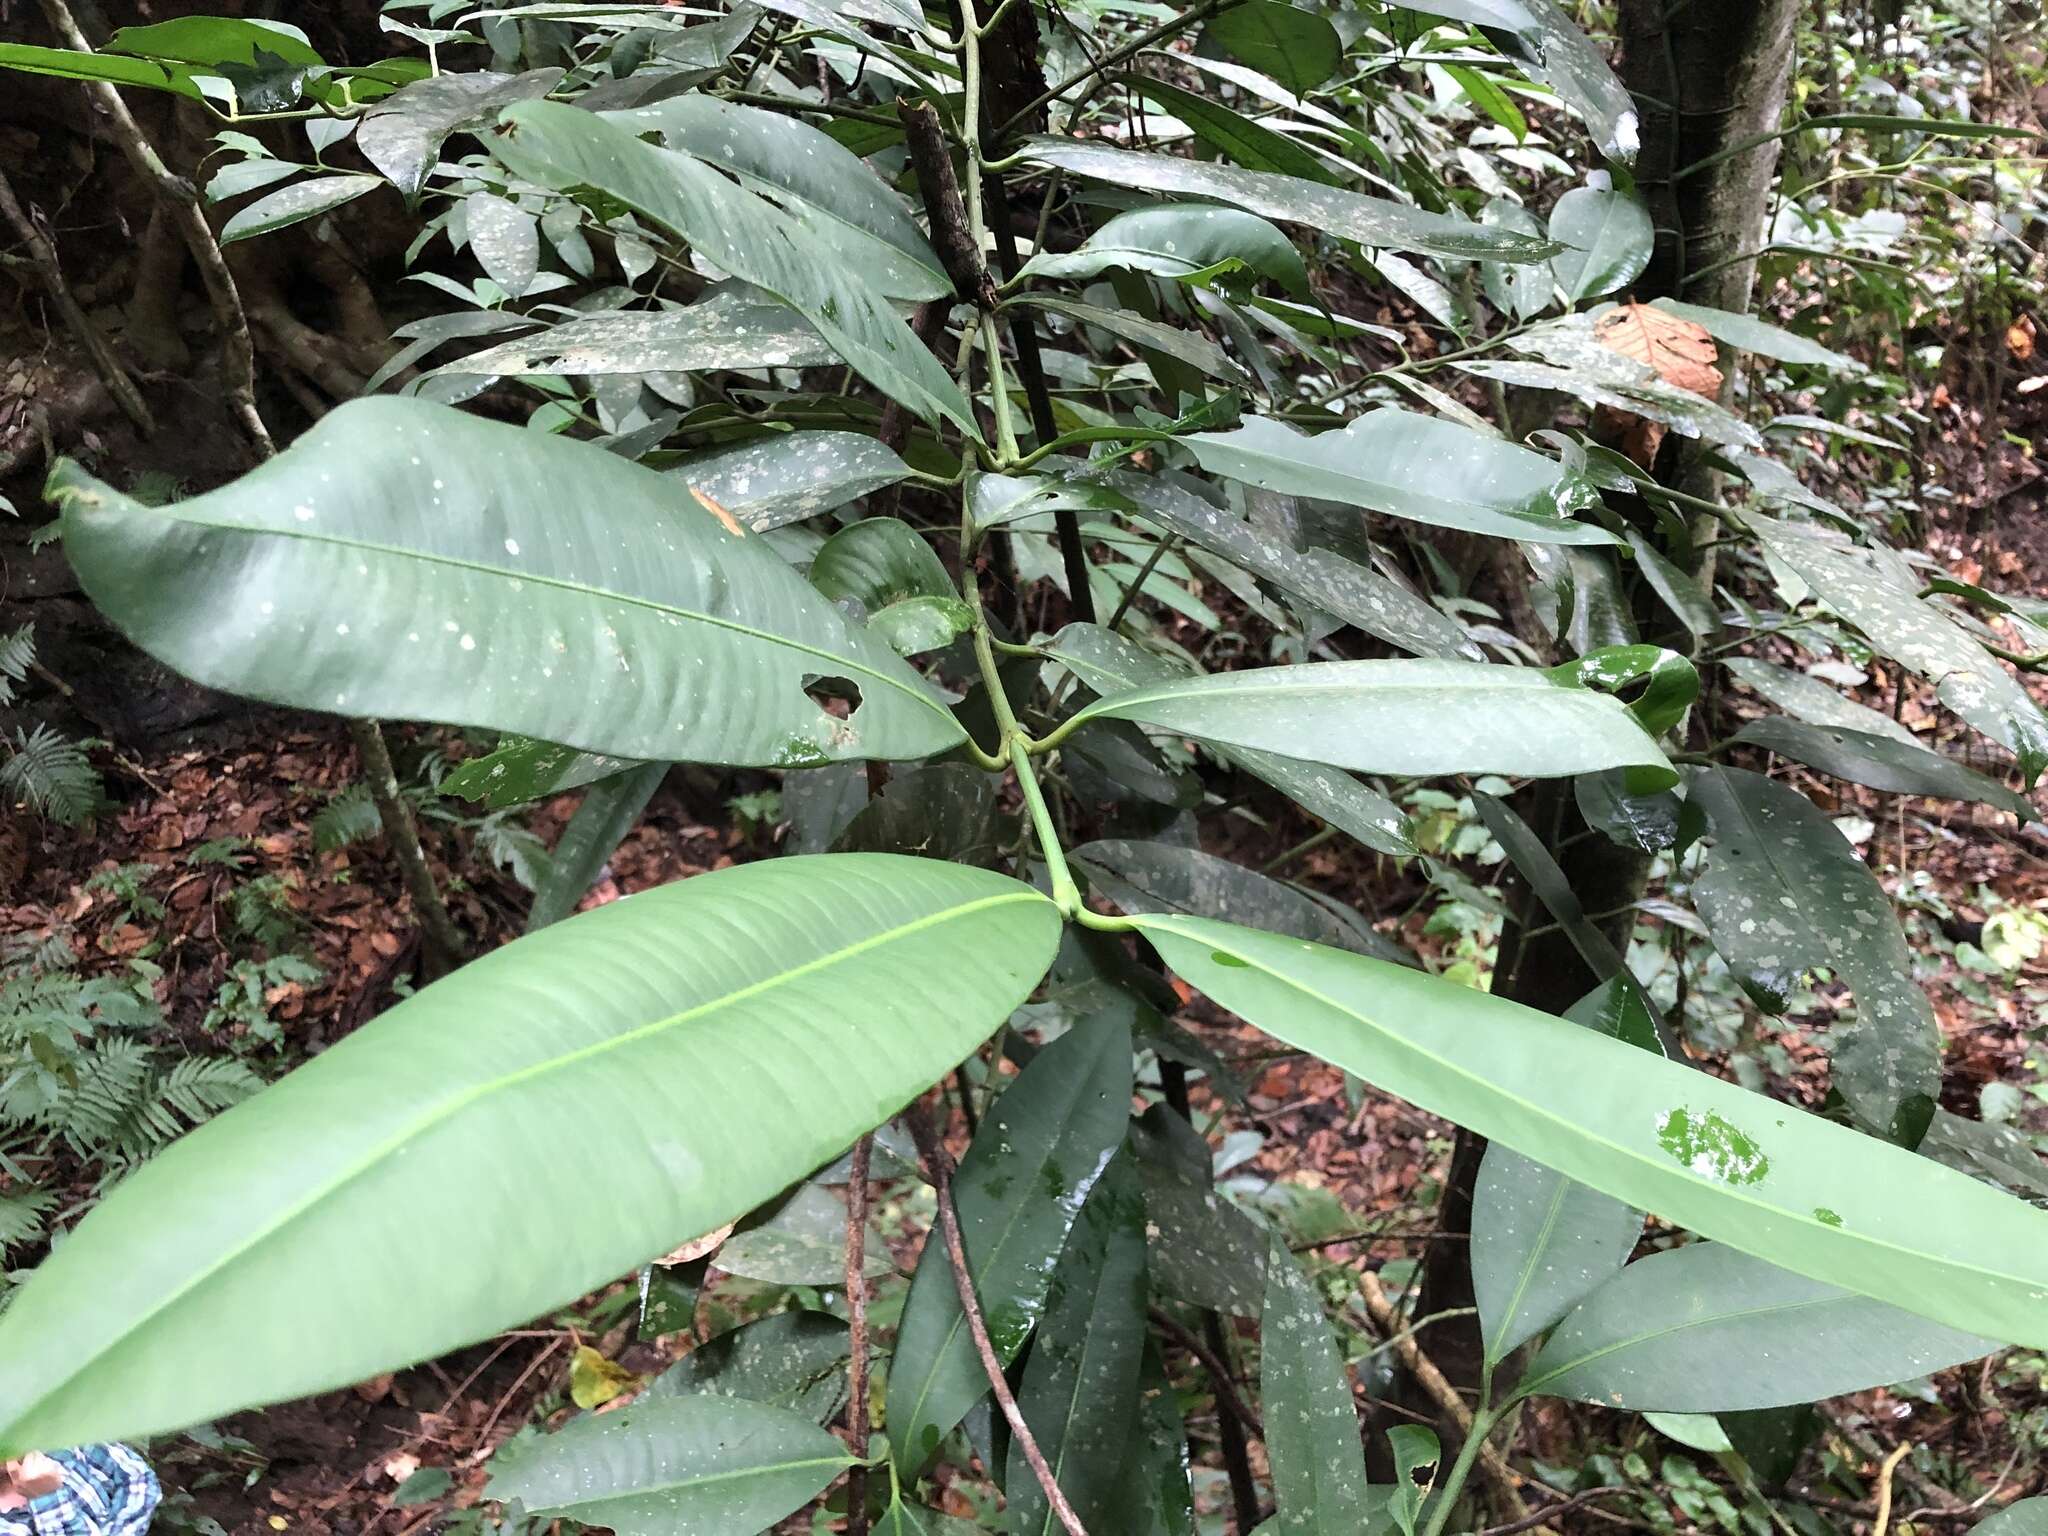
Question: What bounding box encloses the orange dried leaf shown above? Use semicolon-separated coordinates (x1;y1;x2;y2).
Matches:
1593;302;1723;399
689;486;745;537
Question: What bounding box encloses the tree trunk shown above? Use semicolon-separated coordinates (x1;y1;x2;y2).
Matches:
1404;0;1804;1408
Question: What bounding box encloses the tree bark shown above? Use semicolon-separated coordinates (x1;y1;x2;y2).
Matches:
1407;0;1805;1405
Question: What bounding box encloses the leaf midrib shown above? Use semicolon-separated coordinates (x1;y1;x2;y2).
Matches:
15;889;1042;1431
532;1447;854;1510
134;504;959;732
1137;914;2042;1323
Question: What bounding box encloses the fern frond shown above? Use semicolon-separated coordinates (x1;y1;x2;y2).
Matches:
0;1188;55;1257
2;725;105;826
313;785;384;853
0;626;32;706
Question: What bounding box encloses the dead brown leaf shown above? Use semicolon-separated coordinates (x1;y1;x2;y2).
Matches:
1593;302;1724;398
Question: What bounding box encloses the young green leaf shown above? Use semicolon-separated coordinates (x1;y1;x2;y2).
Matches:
1066;659;1675;785
1547;186;1653;301
51;398;965;769
1131;912;2048;1350
1184;411;1616;544
1519;1242;1993;1411
0;855;1059;1453
484;1395;854;1534
1262;1235;1375;1532
887;1014;1134;1475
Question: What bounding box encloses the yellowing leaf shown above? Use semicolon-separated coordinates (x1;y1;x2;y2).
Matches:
568;1344;644;1410
690;486;746;537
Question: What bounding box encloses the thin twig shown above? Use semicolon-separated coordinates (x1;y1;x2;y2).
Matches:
349;720;468;978
843;1134;873;1536
1869;1442;1912;1536
1148;1307;1265;1439
1475;1487;1635;1536
905;1105;1090;1536
1357;1269;1541;1532
0;167;153;434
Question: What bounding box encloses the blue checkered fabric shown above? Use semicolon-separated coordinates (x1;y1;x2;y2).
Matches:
1;1447;159;1536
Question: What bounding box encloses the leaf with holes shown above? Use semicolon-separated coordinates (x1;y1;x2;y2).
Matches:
50;398;963;769
1131;912;2048;1350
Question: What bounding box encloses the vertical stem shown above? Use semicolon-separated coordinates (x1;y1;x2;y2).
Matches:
0;167;154;434
843;1134;874;1536
349;721;467;977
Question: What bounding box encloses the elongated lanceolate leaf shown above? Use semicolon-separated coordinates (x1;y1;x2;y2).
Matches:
1070;464;1478;659
1519;1243;1993;1412
1131;913;2048;1349
1469;0;1639;164
887;1015;1134;1475
525;762;665;931
1007;1157;1150;1536
444;294;839;377
491;100;976;435
671;431;910;532
1648;298;1863;372
1689;766;1939;1145
485;1395;853;1534
1262;1235;1374;1533
614;96;948;301
1734;718;2036;820
1044;624;1415;855
358;69;564;199
1018;138;1562;263
51;398;964;768
1184;411;1615;544
1067;659;1675;786
0;43;204;101
1474;1144;1641;1364
220;174;382;243
443;736;641;810
1021;206;1310;297
1722;657;1918;746
0;855;1059;1452
1124;76;1338;186
1756;521;2048;783
1202;0;1342;91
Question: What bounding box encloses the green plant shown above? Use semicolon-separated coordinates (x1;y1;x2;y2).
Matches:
0;626;104;826
3;1;2047;1531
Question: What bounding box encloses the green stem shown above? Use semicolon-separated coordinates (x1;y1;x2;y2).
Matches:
1420;1371;1502;1536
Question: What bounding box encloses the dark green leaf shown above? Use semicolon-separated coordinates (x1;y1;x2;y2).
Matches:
647;1311;852;1423
1721;657;1918;746
0;43;203;100
1125;76;1337;184
1202;0;1342;91
0;855;1059;1451
1129;1104;1267;1315
491;100;976;435
810;519;956;611
485;1394;853;1533
1020;206;1310;298
50;399;965;769
1020;294;1242;382
526;762;665;931
1547;186;1652;301
1072;839;1408;967
1479;200;1550;321
1689;766;1939;1144
1519;1242;1993;1411
1130;912;2048;1350
443;737;640;811
1008;1156;1150;1536
712;1184;894;1286
618;95;947;301
832;763;1003;864
1262;1235;1373;1532
1106;1344;1198;1535
1734;717;2036;820
1755;521;2048;783
887;1015;1134;1475
1019;139;1562;263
